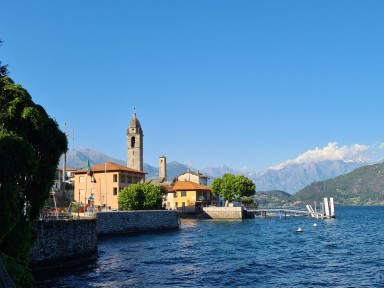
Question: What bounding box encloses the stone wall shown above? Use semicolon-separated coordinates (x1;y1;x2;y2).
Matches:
30;211;179;269
30;219;97;269
203;206;248;219
97;210;180;236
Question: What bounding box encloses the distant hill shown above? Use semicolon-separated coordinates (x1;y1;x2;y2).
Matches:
144;161;191;180
292;162;384;205
254;190;292;206
60;148;126;168
60;148;192;180
201;165;242;178
248;160;369;194
60;148;375;197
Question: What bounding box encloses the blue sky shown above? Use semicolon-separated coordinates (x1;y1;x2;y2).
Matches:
2;1;384;172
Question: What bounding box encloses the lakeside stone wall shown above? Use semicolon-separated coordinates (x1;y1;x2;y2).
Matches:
30;211;179;269
97;210;180;236
203;206;251;219
30;219;97;269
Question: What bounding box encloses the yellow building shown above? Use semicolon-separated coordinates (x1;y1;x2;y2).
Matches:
74;162;146;211
166;181;215;212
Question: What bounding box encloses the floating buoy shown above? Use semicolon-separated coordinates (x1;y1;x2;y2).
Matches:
313;223;318;227
297;227;303;232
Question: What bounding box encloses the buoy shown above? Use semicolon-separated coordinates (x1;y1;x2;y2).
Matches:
313;223;318;227
297;227;302;232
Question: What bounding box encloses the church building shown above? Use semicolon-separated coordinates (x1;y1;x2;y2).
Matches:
73;112;146;211
127;112;143;172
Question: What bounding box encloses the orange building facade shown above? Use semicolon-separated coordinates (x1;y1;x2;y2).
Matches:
74;162;146;211
166;181;217;211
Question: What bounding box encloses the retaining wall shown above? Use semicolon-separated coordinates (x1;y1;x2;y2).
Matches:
203;206;251;219
30;211;179;269
97;210;180;236
30;219;97;269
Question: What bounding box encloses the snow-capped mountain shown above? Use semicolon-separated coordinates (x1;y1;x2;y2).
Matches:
60;147;372;194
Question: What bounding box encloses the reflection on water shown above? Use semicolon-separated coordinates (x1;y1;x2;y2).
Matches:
36;206;384;287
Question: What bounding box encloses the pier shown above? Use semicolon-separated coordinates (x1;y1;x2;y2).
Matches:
246;197;335;220
245;206;316;218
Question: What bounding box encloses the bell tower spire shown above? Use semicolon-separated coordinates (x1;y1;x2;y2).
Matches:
127;111;143;171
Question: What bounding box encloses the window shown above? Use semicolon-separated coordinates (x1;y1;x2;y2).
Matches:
174;192;178;198
113;187;117;196
181;191;186;197
127;176;132;184
131;136;136;148
79;189;85;201
113;174;117;183
120;175;125;183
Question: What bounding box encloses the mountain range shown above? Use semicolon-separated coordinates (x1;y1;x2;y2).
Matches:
292;162;384;205
254;162;384;206
60;148;372;194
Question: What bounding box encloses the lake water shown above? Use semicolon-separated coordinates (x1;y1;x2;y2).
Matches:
35;206;384;287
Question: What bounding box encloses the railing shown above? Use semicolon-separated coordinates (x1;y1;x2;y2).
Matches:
245;205;306;211
244;205;313;216
39;210;71;220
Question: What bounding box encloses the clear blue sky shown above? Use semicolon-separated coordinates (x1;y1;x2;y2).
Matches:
2;1;384;172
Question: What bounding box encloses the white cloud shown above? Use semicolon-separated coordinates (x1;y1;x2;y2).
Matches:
270;142;370;170
379;143;384;149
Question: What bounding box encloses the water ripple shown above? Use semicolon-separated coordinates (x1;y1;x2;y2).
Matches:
36;207;384;287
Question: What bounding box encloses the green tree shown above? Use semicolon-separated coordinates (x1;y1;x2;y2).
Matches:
0;40;8;77
118;183;162;210
0;75;67;287
235;175;256;198
211;174;256;205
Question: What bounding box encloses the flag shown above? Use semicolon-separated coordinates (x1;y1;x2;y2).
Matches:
87;160;93;177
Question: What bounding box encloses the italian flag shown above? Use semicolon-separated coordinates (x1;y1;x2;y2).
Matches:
87;160;93;177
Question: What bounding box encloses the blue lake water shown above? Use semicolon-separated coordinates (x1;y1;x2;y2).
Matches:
35;206;384;287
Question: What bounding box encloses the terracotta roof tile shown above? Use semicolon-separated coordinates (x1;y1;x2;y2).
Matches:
75;162;146;174
169;181;211;191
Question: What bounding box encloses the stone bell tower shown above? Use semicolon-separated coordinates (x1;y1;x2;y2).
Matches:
159;155;167;182
127;112;143;171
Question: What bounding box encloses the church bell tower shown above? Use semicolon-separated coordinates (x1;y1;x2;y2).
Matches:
127;112;143;171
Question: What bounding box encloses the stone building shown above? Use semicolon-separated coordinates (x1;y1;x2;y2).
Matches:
176;170;209;185
127;112;143;172
159;155;167;181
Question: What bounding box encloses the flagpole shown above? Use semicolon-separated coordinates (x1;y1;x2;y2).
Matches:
85;172;87;217
78;189;80;218
105;162;107;211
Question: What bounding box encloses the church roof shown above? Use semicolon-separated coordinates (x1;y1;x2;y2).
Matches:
75;162;146;175
129;112;143;132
